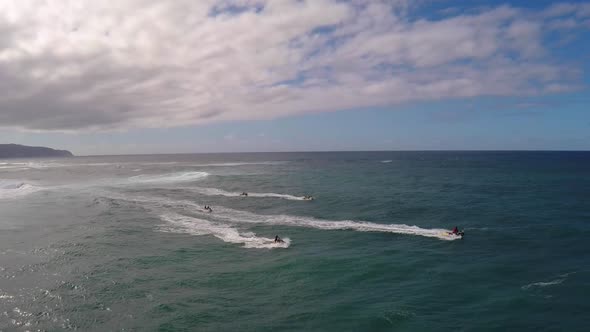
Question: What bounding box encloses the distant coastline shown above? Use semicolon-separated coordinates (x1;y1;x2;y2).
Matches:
0;144;73;159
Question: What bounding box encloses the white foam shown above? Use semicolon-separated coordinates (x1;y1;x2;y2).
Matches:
128;171;209;184
0;180;42;199
158;212;290;249
23;161;66;169
110;194;459;241
0;162;30;170
78;161;177;167
1;161;181;170
522;278;565;290
140;162;179;165
186;187;306;201
381;160;393;163
0;161;91;169
0;161;68;169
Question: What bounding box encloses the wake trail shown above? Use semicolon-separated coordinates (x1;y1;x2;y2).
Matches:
185;187;306;201
108;193;460;241
158;212;290;249
210;205;460;241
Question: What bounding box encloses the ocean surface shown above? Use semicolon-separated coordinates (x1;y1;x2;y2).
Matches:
0;151;588;331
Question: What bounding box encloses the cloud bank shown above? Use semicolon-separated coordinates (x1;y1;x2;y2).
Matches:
0;0;587;131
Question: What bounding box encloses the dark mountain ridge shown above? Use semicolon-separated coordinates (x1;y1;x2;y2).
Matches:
0;144;74;159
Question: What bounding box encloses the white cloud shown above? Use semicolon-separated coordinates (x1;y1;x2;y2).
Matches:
542;3;579;17
542;2;590;18
0;0;585;131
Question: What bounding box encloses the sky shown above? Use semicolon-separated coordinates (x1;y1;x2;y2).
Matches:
0;0;589;155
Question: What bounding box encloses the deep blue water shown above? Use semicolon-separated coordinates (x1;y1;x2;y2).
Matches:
0;151;589;331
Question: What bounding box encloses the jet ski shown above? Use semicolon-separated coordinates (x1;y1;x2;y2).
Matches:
240;192;248;197
446;230;464;238
302;195;314;201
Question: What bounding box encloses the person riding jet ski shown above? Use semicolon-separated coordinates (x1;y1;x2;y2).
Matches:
449;226;464;237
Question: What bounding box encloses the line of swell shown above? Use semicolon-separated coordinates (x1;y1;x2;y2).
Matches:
128;171;209;184
521;276;569;290
188;161;287;167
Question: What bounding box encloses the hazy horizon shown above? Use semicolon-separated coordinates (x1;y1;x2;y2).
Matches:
5;144;590;158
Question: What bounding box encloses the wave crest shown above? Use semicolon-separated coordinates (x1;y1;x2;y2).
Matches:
522;278;565;290
0;180;41;199
128;171;209;184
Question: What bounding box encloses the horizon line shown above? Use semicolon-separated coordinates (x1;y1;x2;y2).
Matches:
75;149;590;157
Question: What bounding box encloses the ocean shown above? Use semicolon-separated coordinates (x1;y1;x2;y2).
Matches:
0;151;588;331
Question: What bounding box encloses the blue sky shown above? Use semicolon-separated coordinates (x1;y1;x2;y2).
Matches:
0;0;589;154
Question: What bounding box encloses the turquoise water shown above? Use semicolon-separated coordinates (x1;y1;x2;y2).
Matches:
1;152;589;331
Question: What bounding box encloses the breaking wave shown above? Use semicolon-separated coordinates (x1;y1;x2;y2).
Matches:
381;160;393;163
0;162;31;170
0;180;41;199
158;212;290;249
128;172;209;184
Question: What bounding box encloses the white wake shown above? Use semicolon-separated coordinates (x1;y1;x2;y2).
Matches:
209;205;460;241
158;212;290;249
111;193;460;241
186;187;307;201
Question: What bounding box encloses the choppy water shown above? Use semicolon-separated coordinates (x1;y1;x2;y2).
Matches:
1;152;589;331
